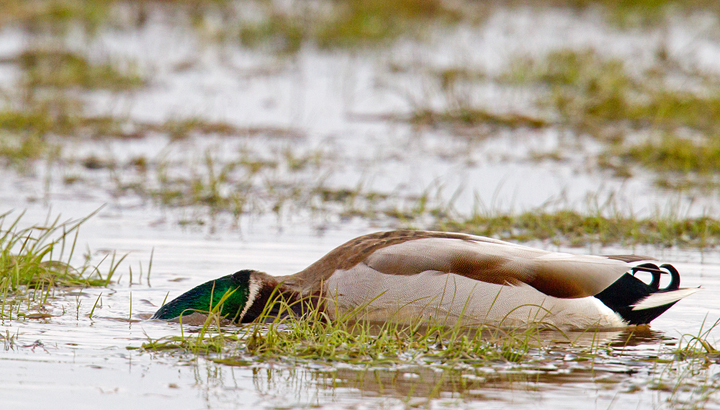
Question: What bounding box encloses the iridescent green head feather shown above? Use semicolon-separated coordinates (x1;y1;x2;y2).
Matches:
152;270;255;322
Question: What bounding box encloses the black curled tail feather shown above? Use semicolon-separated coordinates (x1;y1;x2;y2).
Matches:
594;264;682;325
659;264;680;291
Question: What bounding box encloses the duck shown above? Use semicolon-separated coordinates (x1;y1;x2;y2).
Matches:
152;230;698;329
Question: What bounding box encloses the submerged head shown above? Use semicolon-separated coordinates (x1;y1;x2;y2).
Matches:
152;270;261;323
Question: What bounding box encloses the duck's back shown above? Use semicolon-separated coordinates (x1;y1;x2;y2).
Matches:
321;234;629;329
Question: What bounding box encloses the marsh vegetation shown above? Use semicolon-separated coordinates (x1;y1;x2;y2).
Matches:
1;0;720;408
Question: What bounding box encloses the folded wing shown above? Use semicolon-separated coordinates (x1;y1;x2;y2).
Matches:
364;235;634;298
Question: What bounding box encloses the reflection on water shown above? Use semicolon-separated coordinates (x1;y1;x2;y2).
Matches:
0;206;718;409
0;228;718;409
136;320;718;409
1;2;720;409
171;325;716;409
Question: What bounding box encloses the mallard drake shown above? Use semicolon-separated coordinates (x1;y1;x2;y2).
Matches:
152;230;698;329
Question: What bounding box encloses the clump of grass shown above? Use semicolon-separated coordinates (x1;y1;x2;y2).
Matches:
675;318;719;359
599;134;720;190
152;150;251;217
0;0;111;33
0;132;56;169
148;144;341;224
315;0;461;49
503;49;720;139
238;0;465;53
401;63;548;131
12;49;145;91
435;209;720;248
505;50;635;138
627;92;720;136
0;211;124;320
612;134;720;174
0;107;56;135
139;291;719;410
237;310;542;365
410;108;548;129
142;290;549;366
155;118;301;141
569;0;671;27
0;98;134;168
435;67;486;91
160;118;244;140
572;0;720;28
0;95;131;136
239;12;305;54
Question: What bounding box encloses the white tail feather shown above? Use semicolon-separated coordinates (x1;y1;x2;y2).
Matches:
631;288;699;311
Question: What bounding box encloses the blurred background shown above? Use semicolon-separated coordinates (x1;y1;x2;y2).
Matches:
2;0;720;247
2;3;720;409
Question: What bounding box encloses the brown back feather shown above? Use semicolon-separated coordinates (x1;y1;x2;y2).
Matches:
286;230;473;292
285;230;634;299
603;254;655;263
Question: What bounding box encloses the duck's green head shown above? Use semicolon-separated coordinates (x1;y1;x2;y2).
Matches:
152;269;261;323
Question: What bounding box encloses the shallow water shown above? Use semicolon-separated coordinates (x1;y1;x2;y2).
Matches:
1;2;720;409
3;5;718;217
0;203;718;410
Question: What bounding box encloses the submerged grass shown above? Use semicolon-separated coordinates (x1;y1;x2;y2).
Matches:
139;293;720;407
141;290;553;365
110;140;720;248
